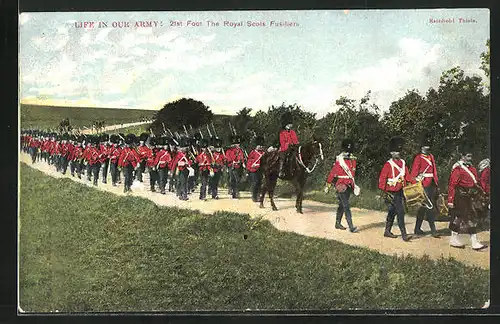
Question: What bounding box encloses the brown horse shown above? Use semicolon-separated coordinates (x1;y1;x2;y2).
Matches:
259;138;324;213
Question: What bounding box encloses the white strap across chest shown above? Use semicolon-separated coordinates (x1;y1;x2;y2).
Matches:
337;154;355;182
454;161;477;185
388;159;405;183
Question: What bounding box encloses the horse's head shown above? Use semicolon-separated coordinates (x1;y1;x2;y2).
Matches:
310;135;324;161
299;137;324;163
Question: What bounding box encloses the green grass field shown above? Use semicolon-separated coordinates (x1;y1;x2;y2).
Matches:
19;164;489;312
20;104;156;129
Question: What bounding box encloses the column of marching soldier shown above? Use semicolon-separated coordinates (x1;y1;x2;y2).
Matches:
20;130;265;202
20;127;490;251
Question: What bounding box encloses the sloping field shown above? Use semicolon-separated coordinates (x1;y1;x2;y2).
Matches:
20;104;156;129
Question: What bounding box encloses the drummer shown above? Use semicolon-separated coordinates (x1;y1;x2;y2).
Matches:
410;134;440;238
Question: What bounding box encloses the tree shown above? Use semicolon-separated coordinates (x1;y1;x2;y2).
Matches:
151;98;213;136
480;39;490;79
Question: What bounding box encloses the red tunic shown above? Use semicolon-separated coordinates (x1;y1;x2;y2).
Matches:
87;147;101;166
246;149;265;172
480;167;490;195
109;146;122;164
447;162;479;204
225;147;245;168
410;153;439;187
146;148;159;168
196;151;212;171
137;145;153;161
378;159;415;192
172;151;192;171
154;149;172;169
279;129;299;152
70;146;83;161
326;156;356;187
118;147;140;168
211;151;225;172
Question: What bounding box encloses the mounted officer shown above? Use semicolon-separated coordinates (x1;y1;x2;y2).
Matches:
278;111;300;179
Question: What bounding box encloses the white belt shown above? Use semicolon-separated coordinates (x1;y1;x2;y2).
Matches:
422;173;433;177
337;175;350;179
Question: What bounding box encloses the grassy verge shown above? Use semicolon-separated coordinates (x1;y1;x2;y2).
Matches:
19;164;489;312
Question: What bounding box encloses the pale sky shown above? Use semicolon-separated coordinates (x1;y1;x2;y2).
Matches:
19;9;490;117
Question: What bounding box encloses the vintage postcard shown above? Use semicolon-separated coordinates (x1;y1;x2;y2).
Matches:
18;8;490;313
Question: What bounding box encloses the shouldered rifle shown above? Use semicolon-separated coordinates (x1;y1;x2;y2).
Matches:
206;125;212;137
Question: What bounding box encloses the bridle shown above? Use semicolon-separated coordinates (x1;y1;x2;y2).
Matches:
296;141;324;173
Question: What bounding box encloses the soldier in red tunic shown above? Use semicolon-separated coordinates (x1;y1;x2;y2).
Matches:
410;135;440;238
69;136;84;179
154;137;172;195
278;112;299;178
118;134;141;193
196;138;212;201
325;138;359;233
99;134;112;184
171;136;192;200
478;158;491;230
135;133;151;182
87;136;103;186
447;144;487;250
145;137;160;192
209;137;225;200
108;134;122;187
246;136;266;202
225;135;245;199
378;137;415;241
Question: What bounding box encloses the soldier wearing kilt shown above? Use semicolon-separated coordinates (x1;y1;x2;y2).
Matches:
378;136;415;242
246;136;265;202
146;137;160;192
154;137;172;195
196;138;212;201
410;134;440;238
325;138;359;233
209;137;225;200
447;145;487;250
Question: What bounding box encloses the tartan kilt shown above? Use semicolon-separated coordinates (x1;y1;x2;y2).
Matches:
448;187;486;234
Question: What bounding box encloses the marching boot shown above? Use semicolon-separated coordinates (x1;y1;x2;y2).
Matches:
335;214;346;230
429;221;440;238
450;231;465;249
414;211;425;235
383;221;397;238
470;234;487;250
400;228;412;242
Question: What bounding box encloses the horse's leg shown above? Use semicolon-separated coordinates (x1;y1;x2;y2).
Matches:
297;174;306;214
269;175;278;211
259;174;268;208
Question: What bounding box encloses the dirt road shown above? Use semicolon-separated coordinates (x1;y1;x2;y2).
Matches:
19;151;489;270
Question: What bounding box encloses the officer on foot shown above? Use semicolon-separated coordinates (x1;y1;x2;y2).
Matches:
325;138;359;233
